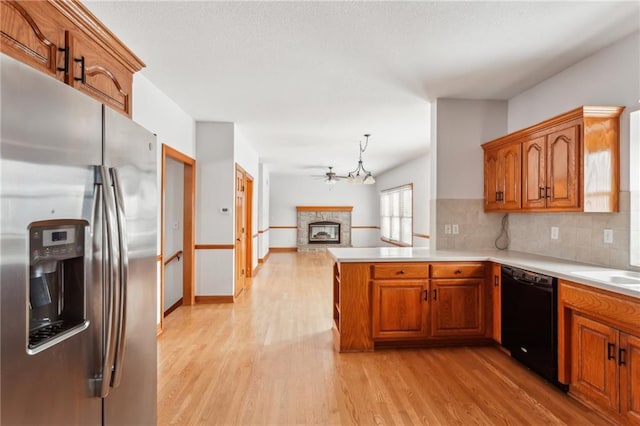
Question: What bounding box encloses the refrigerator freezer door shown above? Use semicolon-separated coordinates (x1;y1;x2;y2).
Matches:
103;107;158;425
0;55;103;424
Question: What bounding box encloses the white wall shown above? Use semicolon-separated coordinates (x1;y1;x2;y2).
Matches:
132;73;195;324
258;163;270;260
506;30;640;269
133;74;195;158
194;122;262;295
432;99;508;250
508;30;639;192
435;99;508;199
269;175;380;248
195;122;235;296
375;154;431;247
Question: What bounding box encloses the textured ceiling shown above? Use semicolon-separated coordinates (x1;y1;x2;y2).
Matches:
85;1;639;176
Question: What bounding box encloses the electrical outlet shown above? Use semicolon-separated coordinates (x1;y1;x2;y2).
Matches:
444;224;452;234
604;229;613;244
551;226;559;240
452;224;459;235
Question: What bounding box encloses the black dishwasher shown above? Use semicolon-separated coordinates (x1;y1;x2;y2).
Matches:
501;265;566;390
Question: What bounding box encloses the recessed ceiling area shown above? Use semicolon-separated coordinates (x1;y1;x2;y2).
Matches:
84;1;639;176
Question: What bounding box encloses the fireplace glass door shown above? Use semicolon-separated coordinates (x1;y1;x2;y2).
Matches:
308;221;340;244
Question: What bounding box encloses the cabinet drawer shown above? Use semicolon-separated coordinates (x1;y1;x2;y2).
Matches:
372;263;429;279
430;263;485;279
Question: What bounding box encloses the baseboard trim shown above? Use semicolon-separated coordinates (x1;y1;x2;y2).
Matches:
195;295;234;304
163;297;183;317
258;251;271;264
156;323;163;336
270;247;297;253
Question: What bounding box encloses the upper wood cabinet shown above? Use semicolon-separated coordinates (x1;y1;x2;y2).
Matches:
484;142;521;211
66;29;133;115
482;106;624;213
0;0;144;116
0;1;65;78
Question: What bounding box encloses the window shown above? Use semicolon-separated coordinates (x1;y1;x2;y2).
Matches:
630;110;639;267
380;184;413;246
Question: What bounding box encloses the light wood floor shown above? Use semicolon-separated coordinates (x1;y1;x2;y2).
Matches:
157;252;609;425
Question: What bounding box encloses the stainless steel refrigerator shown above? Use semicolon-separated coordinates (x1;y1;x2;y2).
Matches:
1;54;157;425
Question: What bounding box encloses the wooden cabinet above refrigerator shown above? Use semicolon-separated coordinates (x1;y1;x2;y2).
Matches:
482;106;624;213
0;0;144;117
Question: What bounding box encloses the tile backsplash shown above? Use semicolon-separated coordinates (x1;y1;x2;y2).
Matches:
436;193;639;272
436;199;503;250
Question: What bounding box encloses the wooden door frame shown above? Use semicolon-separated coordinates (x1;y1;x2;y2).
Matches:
234;164;254;289
160;144;196;333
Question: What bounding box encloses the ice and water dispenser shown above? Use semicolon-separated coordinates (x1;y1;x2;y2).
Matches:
28;220;88;353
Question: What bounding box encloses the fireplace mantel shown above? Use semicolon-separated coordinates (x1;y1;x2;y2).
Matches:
296;206;353;212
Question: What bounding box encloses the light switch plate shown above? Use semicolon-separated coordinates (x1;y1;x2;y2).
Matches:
551;226;559;240
444;224;452;234
604;229;613;244
452;224;459;235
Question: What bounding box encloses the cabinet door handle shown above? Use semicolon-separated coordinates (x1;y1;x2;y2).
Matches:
74;56;86;84
607;343;616;361
494;275;499;287
545;186;551;199
423;289;428;301
538;187;545;200
398;270;405;275
57;45;69;74
454;269;462;275
619;348;627;366
433;289;437;300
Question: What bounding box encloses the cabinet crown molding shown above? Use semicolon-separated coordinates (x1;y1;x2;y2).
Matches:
482;105;624;149
51;0;145;73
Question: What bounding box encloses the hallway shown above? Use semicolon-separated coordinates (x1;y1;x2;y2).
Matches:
157;252;606;425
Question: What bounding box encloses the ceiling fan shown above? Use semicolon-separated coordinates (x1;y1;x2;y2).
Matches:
312;166;346;184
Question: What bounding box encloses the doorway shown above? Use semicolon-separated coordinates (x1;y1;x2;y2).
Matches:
161;145;195;332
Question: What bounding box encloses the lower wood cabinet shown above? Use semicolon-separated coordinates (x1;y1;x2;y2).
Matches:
430;278;484;337
369;261;489;342
570;313;618;412
491;263;501;343
559;280;640;424
372;279;428;339
571;313;640;423
333;260;493;351
620;332;640;424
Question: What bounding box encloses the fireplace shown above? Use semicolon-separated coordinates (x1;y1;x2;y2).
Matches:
296;206;352;252
308;221;340;244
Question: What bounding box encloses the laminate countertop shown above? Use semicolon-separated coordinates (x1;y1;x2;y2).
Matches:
327;247;640;299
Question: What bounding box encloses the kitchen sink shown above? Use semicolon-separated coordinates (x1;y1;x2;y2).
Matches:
572;270;640;288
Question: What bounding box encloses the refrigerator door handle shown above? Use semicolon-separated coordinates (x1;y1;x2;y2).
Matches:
96;165;120;398
110;167;129;388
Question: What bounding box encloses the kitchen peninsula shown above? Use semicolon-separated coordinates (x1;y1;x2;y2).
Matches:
329;247;640;423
